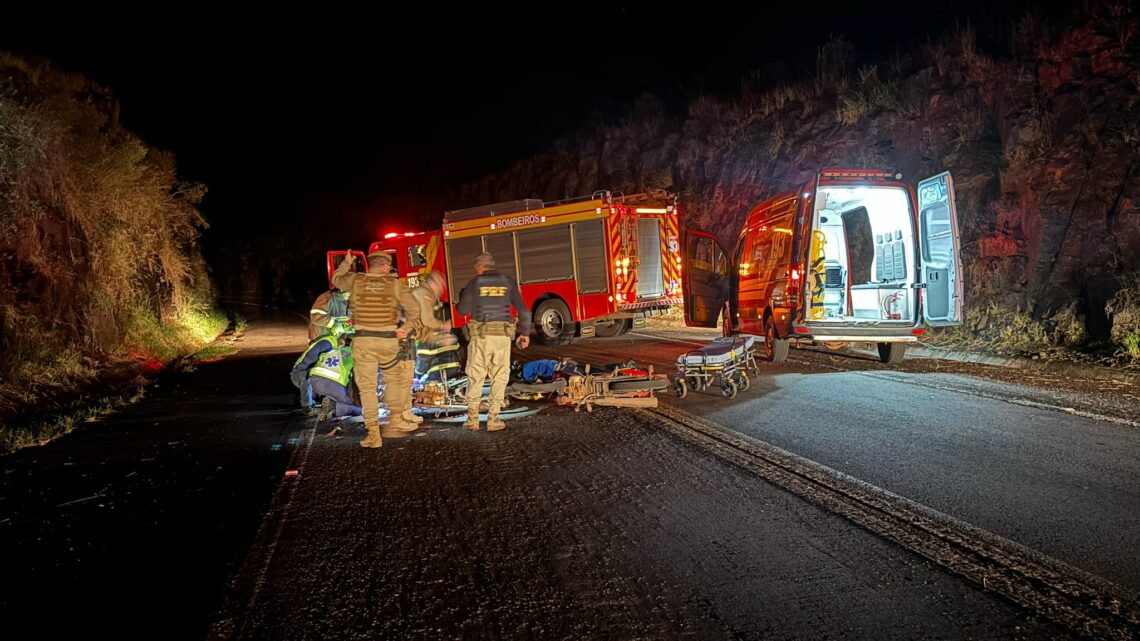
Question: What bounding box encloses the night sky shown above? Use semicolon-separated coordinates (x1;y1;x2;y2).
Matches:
3;2;1047;264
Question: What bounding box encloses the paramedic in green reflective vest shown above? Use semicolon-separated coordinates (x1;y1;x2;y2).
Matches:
457;252;531;432
290;319;362;420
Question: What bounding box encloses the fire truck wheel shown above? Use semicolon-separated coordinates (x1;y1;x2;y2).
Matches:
877;342;907;364
593;318;629;338
534;299;574;345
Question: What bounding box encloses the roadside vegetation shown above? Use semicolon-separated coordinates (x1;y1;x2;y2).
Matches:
1;53;226;450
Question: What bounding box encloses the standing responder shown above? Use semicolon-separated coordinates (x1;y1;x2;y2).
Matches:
457;252;531;431
412;271;462;385
332;249;422;448
391;271;451;427
413;271;452;340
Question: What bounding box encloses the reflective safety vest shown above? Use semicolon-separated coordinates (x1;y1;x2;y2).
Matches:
310;346;354;386
294;336;336;371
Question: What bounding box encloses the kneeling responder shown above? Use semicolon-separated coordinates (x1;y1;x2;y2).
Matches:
291;318;362;421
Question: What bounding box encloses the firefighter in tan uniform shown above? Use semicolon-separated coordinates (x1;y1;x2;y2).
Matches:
457;252;531;431
332;250;423;448
389;273;450;427
413;271;451;338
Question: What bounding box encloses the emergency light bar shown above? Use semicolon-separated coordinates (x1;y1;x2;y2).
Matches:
818;169;903;181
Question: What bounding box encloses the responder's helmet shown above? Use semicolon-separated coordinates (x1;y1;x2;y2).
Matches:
330;317;355;338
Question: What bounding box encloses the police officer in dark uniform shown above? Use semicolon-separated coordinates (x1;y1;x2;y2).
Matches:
457;252;532;431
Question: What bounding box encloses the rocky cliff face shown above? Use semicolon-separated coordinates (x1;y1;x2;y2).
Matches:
461;7;1140;348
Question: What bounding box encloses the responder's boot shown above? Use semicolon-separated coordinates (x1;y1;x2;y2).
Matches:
316;397;332;422
402;410;424;425
462;408;480;431
384;414;418;435
486;414;506;432
360;425;382;449
381;423;415;438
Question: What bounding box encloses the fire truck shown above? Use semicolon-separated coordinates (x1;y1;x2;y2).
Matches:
328;191;681;344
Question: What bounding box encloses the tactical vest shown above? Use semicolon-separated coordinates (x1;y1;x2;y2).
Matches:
469;271;514;322
310;346;353;386
349;273;400;330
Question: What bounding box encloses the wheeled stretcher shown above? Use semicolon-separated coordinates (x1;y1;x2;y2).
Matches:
674;335;759;399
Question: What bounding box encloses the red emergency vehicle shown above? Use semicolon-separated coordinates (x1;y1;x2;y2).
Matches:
329;191;682;344
682;169;963;363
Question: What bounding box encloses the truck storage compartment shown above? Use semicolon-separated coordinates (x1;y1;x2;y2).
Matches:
636;218;664;299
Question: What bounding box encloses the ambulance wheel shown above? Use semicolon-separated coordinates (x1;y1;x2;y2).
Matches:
686;375;704;391
764;318;789;363
674;378;688;398
732;370;750;391
877;342;907;364
534;299;573;345
593;318;629;338
720;380;738;399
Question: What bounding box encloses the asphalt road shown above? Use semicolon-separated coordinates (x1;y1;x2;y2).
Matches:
3;316;1137;640
529;330;1140;596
